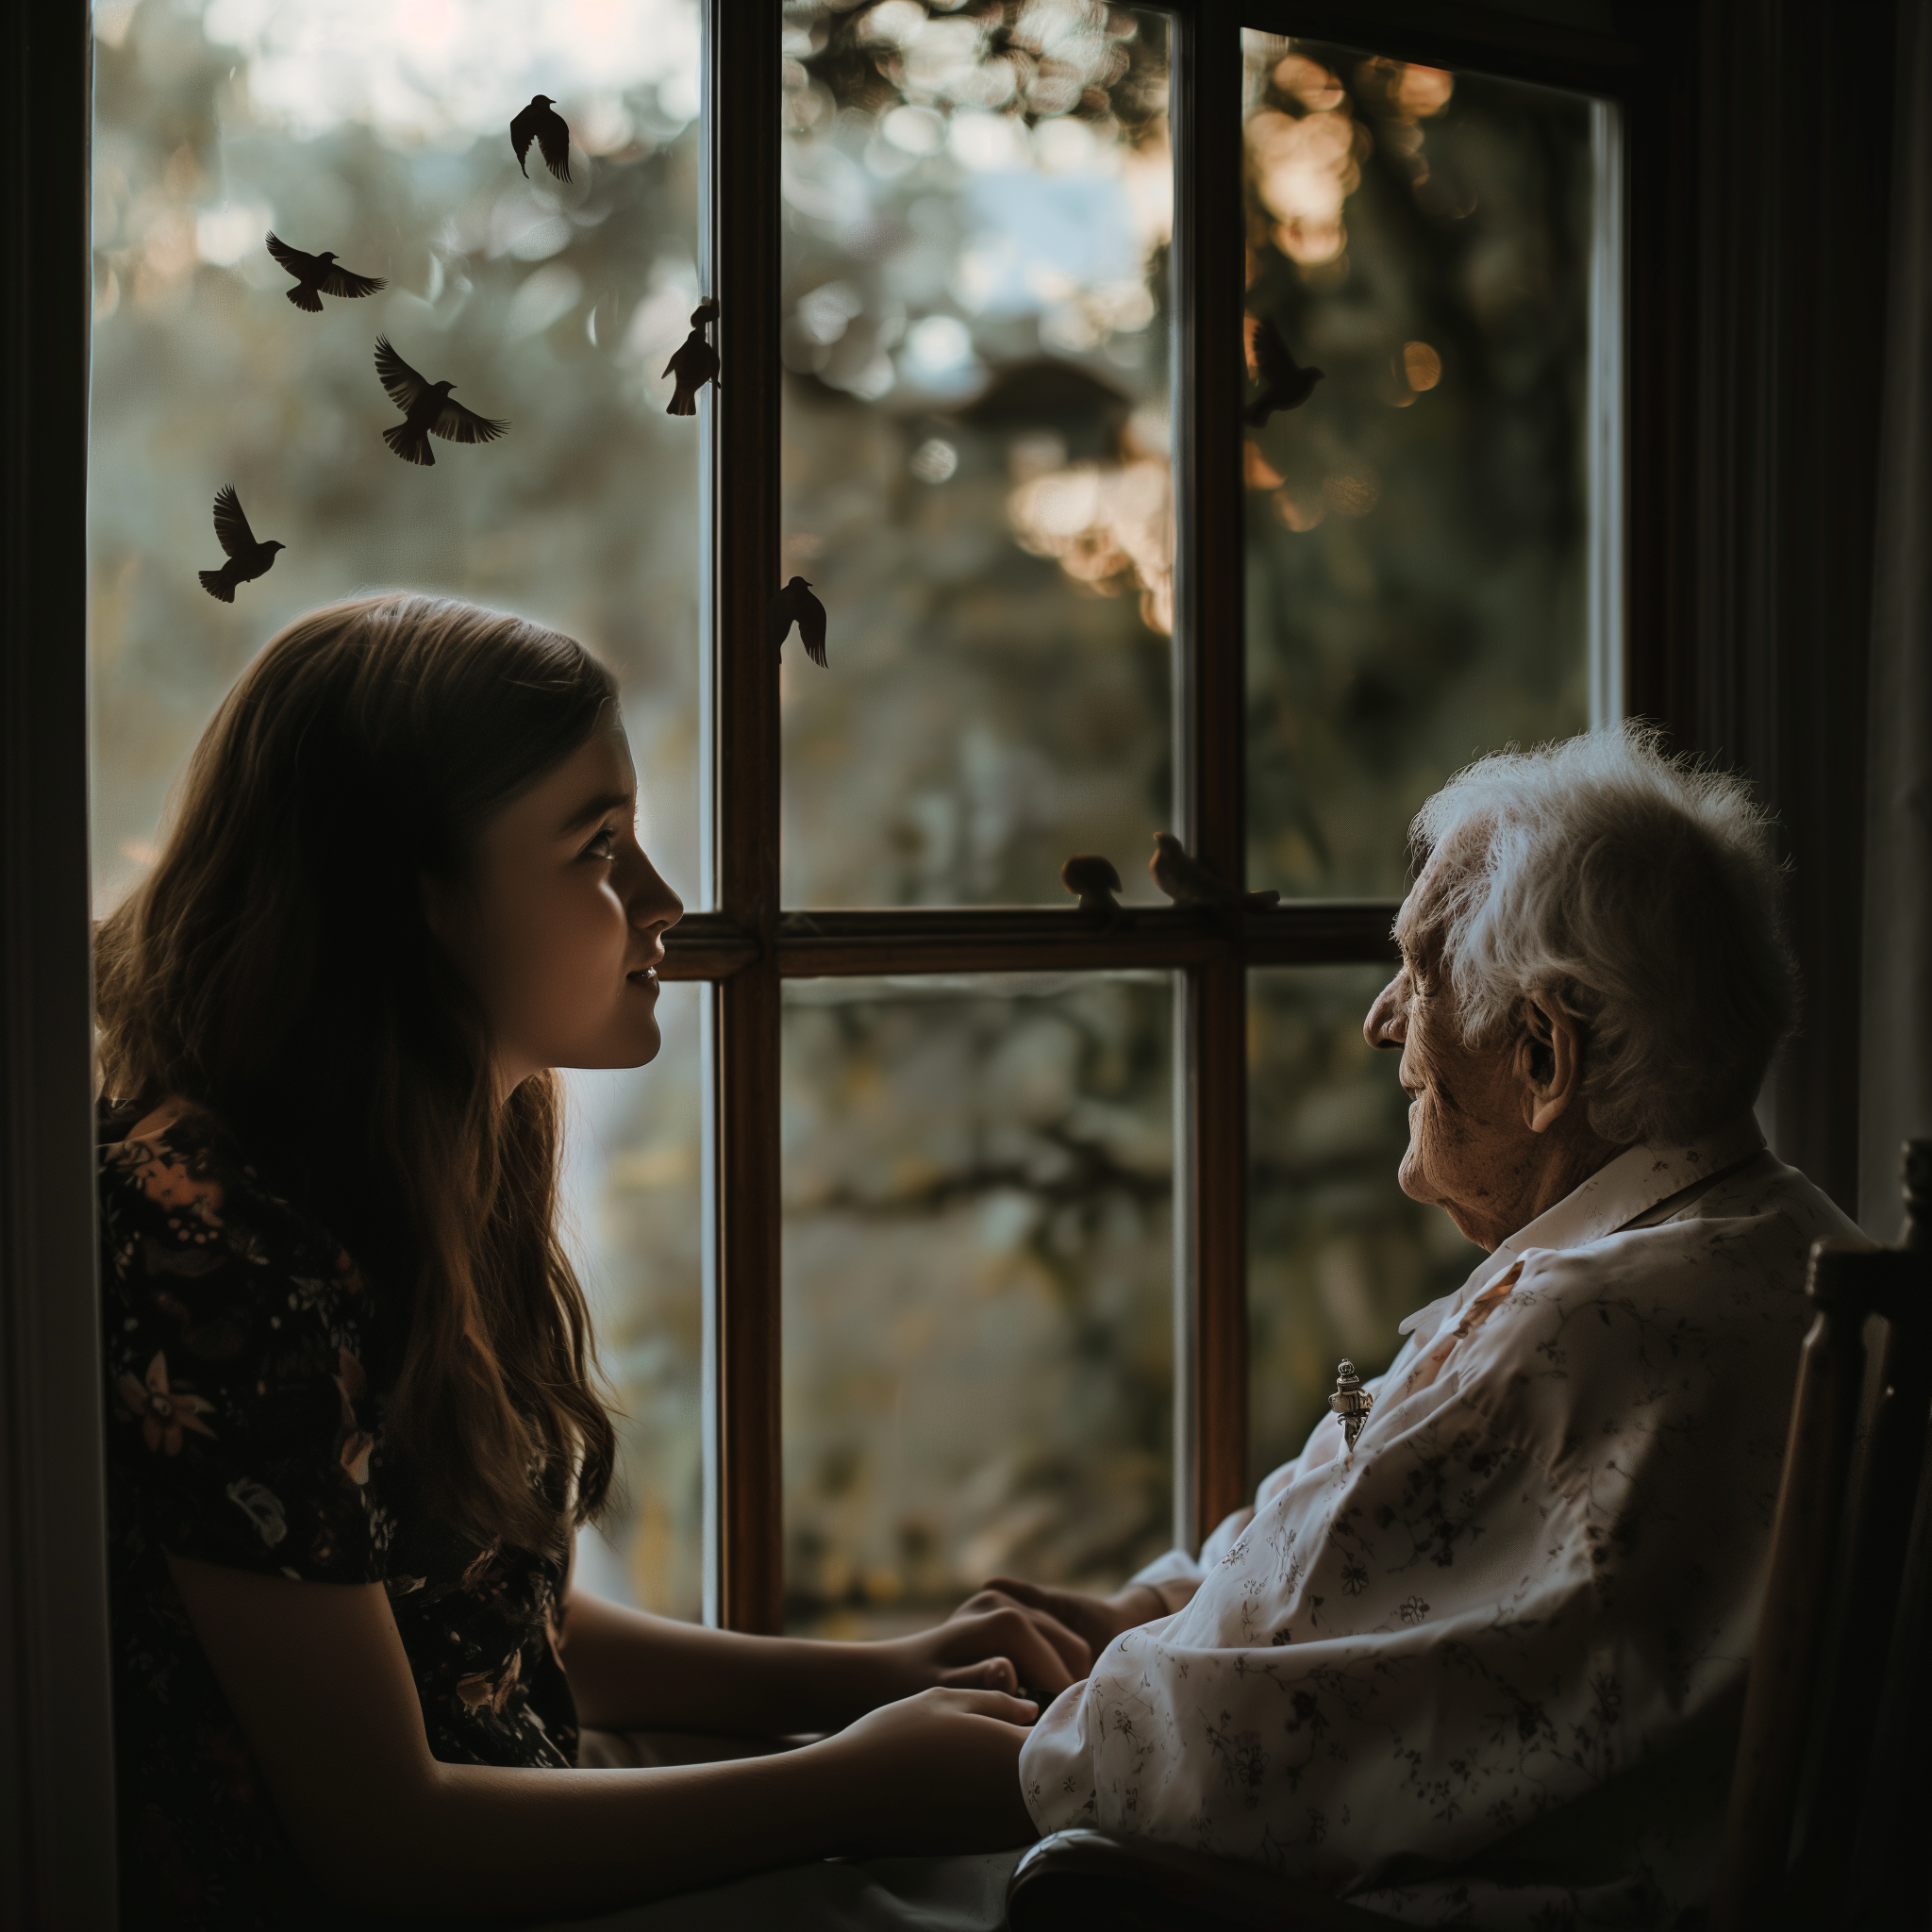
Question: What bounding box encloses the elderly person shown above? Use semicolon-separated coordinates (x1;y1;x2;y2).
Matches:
969;725;1863;1927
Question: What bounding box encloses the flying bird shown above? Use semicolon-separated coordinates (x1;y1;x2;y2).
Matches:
1149;832;1280;926
663;298;720;415
198;487;285;603
1244;315;1324;426
511;94;572;183
264;231;386;314
769;576;827;668
1060;854;1124;924
374;336;508;468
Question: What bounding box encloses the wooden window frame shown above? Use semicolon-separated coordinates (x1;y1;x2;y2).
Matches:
0;0;1692;1920
684;0;1648;1632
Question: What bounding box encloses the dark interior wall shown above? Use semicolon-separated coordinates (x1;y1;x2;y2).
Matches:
0;8;118;1929
1686;0;1897;1210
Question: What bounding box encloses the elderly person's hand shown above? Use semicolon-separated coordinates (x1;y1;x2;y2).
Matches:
870;1596;1091;1704
947;1574;1198;1661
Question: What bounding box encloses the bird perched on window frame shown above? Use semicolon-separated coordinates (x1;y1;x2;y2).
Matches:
374;337;509;468
769;576;827;668
1060;854;1124;930
1244;313;1324;425
265;232;386;313
198;488;285;602
664;298;720;416
510;94;572;183
1149;831;1279;933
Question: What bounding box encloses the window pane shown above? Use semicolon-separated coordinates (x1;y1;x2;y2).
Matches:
783;974;1174;1633
89;0;706;913
779;5;1175;908
563;985;705;1623
1247;966;1481;1490
89;1;709;1611
1241;36;1595;898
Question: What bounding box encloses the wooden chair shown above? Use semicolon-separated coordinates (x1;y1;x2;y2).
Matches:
1008;1141;1932;1932
1713;1139;1932;1930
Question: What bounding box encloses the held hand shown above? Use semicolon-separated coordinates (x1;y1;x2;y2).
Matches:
808;1687;1041;1857
951;1574;1182;1656
874;1600;1091;1705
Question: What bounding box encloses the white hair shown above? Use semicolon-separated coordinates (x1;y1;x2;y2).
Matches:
1410;724;1795;1148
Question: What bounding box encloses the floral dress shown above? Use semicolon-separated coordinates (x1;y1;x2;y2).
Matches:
100;1104;581;1930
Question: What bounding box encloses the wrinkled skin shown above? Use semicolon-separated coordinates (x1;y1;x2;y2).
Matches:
1362;837;1627;1253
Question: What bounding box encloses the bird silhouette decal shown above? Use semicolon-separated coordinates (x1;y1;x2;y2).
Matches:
1060;854;1124;924
1244;314;1324;426
663;298;720;416
1149;832;1280;927
769;576;827;667
265;231;386;314
198;487;285;602
511;94;572;183
374;337;508;467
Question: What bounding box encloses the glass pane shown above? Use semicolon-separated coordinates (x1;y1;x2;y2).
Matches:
1241;35;1594;898
1247;966;1482;1490
783;974;1174;1634
779;4;1175;908
89;0;706;913
562;985;705;1622
89;1;709;1610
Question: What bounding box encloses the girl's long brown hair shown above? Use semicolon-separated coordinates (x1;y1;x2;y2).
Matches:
95;592;619;1554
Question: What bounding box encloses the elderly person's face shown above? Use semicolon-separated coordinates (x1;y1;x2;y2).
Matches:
1363;841;1625;1252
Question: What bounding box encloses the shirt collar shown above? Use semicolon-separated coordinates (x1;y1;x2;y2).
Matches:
1396;1115;1767;1342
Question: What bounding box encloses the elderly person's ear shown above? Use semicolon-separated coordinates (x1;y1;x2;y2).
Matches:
1516;997;1586;1134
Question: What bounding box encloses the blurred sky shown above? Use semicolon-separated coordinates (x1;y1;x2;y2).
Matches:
181;0;701;144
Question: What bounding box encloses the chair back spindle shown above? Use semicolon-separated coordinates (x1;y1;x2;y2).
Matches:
1711;1140;1932;1931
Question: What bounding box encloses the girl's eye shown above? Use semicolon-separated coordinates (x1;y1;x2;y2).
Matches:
581;827;616;861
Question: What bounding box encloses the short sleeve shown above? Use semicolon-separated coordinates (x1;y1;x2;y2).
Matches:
100;1119;384;1585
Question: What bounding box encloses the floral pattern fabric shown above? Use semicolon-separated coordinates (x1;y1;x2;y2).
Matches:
1019;1126;1866;1929
100;1105;579;1930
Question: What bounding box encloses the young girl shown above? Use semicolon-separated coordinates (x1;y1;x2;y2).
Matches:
95;593;1083;1929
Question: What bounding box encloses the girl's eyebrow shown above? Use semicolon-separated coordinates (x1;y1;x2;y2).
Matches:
556;790;633;838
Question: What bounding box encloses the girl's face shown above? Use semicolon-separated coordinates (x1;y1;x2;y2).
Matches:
424;714;683;1096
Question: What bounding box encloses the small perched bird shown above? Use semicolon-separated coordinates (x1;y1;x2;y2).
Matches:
663;298;720;416
1060;854;1124;922
1149;832;1280;921
769;576;827;667
264;231;386;314
198;487;284;602
1244;314;1324;426
374;336;508;468
511;94;572;183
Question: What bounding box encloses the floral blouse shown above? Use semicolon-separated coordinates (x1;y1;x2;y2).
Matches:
101;1104;580;1930
1022;1126;1869;1928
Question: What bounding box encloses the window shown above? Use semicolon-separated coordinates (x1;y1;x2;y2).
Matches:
80;0;1618;1644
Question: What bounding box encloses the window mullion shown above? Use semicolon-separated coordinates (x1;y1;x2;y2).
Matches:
1174;0;1252;1548
708;0;786;1635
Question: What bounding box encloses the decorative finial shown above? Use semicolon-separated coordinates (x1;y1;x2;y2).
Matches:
1330;1359;1373;1450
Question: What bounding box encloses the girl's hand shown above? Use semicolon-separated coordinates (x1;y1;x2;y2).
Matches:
808;1687;1041;1856
950;1574;1190;1656
871;1599;1091;1706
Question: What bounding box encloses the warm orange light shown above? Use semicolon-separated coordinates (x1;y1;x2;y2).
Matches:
1271;54;1342;112
1402;341;1442;391
1244;442;1284;490
1275;491;1324;532
1394;65;1455;120
1246;106;1359;267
